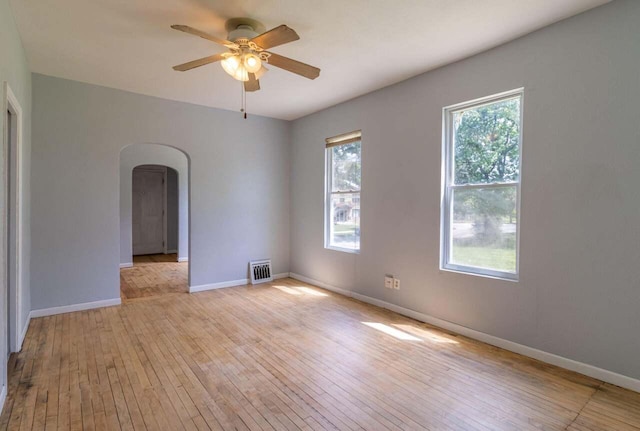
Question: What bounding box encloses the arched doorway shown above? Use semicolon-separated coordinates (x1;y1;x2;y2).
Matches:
119;144;190;300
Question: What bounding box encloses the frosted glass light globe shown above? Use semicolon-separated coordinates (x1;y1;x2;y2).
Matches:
244;53;262;74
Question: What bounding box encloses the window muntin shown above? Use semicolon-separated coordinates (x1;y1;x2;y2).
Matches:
325;132;361;253
442;90;522;280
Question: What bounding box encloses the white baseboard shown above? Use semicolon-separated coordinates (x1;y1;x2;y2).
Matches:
165;249;178;254
119;262;133;269
289;272;352;296
178;257;188;262
189;272;289;293
289;272;640;393
17;312;31;351
0;385;6;418
190;279;247;293
30;298;122;318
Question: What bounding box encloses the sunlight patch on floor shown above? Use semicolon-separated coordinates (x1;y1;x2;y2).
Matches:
362;322;422;341
392;324;459;344
273;285;303;295
293;286;328;296
273;285;329;297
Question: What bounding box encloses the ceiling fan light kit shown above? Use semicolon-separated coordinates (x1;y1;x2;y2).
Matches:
219;43;269;82
220;54;248;81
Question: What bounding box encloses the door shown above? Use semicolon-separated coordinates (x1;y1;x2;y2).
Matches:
132;168;165;255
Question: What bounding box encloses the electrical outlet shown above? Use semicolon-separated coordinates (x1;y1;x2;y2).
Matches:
393;278;400;290
384;275;394;289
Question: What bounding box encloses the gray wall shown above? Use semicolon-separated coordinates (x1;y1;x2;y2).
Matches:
167;167;178;252
290;0;640;379
32;74;290;309
120;146;188;263
0;0;32;395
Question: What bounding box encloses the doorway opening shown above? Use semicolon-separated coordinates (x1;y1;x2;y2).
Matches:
119;145;190;301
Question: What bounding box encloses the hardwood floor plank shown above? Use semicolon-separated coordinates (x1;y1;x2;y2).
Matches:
106;366;131;430
120;254;188;300
32;387;48;430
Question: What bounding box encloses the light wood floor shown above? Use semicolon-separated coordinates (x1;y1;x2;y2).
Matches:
2;278;640;430
120;254;188;300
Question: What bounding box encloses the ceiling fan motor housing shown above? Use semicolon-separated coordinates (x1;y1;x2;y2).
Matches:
228;25;259;43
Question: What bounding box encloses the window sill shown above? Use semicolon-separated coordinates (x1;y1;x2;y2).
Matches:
325;245;360;254
440;265;518;282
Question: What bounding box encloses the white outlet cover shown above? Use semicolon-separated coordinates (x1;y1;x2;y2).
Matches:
385;276;394;289
393;279;400;290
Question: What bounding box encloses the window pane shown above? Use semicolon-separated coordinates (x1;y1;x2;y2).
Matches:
331;142;361;192
450;186;517;273
329;192;360;250
453;97;520;185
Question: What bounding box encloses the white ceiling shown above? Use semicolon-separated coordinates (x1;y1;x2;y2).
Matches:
11;0;610;120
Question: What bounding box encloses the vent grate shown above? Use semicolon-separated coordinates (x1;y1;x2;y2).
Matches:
250;259;273;284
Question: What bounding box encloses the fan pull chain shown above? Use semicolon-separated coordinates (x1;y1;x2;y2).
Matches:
240;82;247;119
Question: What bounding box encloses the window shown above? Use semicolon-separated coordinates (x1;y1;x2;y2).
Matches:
325;130;361;252
441;89;522;280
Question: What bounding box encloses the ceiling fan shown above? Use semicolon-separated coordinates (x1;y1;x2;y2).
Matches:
171;18;320;93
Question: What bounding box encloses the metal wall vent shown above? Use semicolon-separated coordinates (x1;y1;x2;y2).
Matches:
250;259;273;284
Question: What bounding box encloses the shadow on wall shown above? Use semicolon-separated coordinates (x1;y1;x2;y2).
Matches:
119;143;190;283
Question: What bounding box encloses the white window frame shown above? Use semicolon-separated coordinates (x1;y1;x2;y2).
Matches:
440;89;523;281
325;130;361;254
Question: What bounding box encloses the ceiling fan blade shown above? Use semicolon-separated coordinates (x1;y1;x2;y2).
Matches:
244;73;260;92
173;54;225;71
254;65;268;80
251;25;299;50
265;52;320;80
171;25;237;48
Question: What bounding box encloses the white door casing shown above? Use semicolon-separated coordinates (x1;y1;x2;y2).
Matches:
3;82;24;355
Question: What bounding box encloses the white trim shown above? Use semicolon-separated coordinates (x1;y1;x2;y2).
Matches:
189;272;289;293
288;272;352;296
165;249;178;254
119;262;133;269
0;385;6;417
30;298;121;318
288;272;640;393
440;88;523;282
326;245;359;254
189;279;248;293
178;257;189;262
17;311;31;350
324;135;362;254
3;82;25;354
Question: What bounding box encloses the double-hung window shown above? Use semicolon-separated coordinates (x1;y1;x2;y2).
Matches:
325;130;361;253
441;89;523;280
